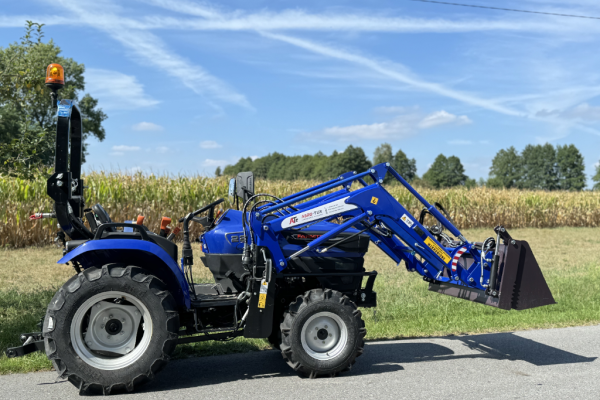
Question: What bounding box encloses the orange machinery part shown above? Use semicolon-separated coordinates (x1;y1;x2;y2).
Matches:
160;217;172;234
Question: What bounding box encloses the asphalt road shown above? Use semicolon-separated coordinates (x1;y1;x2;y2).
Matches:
1;324;598;399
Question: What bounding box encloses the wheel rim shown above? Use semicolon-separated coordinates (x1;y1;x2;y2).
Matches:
70;291;153;370
300;312;348;361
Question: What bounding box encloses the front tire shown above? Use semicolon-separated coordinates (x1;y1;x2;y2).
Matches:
43;264;179;395
279;289;365;378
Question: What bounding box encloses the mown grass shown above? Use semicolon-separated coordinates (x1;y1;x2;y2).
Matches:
0;228;598;374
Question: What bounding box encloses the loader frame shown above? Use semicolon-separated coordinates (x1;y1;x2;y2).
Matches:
245;163;554;310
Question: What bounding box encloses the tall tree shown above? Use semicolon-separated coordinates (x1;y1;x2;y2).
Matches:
373;143;393;165
556;144;586;191
334;145;372;177
393;149;417;182
593;161;600;191
520;144;558;190
422;154;468;188
0;22;107;178
488;146;522;188
373;143;393;182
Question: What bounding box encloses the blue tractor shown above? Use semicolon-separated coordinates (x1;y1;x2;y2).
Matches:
6;64;555;394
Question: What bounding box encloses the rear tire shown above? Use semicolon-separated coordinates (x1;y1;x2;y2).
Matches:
279;289;365;378
43;264;179;395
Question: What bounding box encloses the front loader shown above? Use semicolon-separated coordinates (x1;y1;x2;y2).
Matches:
5;64;554;395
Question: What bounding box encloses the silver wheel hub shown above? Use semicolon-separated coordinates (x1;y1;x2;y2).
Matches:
84;301;142;355
300;312;348;361
70;291;153;371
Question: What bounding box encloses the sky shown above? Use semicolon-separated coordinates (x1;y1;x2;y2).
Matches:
1;0;600;186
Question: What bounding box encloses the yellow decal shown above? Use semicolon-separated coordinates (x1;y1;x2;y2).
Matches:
424;237;451;263
258;293;267;308
370;196;379;205
258;279;268;309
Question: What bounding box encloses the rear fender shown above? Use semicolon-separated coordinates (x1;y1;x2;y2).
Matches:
58;239;191;308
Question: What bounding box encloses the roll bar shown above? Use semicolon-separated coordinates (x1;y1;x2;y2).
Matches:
47;100;90;240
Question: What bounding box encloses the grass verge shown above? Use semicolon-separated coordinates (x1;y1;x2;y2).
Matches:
1;228;598;374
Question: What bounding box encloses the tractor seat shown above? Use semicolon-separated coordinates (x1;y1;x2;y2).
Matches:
92;204;115;232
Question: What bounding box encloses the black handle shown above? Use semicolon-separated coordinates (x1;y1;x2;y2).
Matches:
178;198;224;223
94;223;150;241
181;198;225;267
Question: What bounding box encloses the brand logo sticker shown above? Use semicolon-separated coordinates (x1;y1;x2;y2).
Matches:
281;197;358;228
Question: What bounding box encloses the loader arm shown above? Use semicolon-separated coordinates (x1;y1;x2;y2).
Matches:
249;163;555;311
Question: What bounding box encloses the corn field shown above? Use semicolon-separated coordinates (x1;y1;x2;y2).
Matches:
1;172;599;248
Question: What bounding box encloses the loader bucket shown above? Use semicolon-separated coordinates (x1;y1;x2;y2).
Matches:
429;235;555;311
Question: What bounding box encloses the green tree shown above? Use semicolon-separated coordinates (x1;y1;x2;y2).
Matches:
593;162;600;191
214;166;222;177
488;146;522;188
373;143;393;165
392;149;417;182
373;143;393;182
222;146;372;181
0;22;107;178
520;144;558;190
422;154;468;188
556;144;586;191
333;145;372;177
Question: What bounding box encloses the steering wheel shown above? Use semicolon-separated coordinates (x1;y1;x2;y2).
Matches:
178;198;225;223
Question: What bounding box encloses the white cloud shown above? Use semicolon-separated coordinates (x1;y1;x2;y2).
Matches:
200;140;223;149
315;109;471;141
140;0;588;35
448;139;473;145
250;155;259;161
156;146;169;154
132;122;164;131
85;69;159;110
203;159;229;167
112;145;141;151
418;110;472;129
260;32;522;117
13;1;600;36
57;0;252;110
536;103;600;121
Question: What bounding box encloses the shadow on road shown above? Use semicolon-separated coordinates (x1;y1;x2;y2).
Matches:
139;331;596;394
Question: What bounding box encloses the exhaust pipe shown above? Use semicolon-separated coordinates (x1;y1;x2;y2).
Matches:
429;226;555;311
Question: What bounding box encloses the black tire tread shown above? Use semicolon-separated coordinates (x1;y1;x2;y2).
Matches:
43;264;179;395
279;288;366;378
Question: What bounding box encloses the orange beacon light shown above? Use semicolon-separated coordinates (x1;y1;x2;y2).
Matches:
45;63;65;109
45;63;64;87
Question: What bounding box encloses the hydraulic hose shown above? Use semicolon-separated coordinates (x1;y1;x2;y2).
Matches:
487;230;502;296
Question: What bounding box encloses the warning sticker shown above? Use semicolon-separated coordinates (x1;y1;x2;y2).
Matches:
400;214;414;228
258;279;269;309
370;197;379;205
424;237;451;263
281;197;358;228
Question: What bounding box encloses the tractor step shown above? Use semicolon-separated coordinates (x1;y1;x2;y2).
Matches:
191;283;238;308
